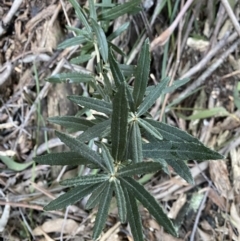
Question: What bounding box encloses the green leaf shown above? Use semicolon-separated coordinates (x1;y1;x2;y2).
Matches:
55;131;107;171
100;143;115;174
34;152;89;166
77;119;111;142
144;119;202;144
85;181;107;210
138;118;163;141
133;39;150;108
111;82;128;161
69;0;91;33
102;73;113;96
58;36;87;49
89;0;97;20
154;158;169;175
0;155;33;171
93;181;113;240
127;121;142;163
179;107;230;120
126;85;135;113
142;141;224;161
68;95;112;115
60;174;109;186
107;22;130;41
166;159;193;184
70;54;92;64
122;185;144;241
113;179;127;223
48;116;94;132
108;41;125;56
108;49;125;87
120;177;177;237
137;77;170;116
46;72;93;83
66;26;89;36
44;184;98;211
118;162;162;177
234;87;240;110
119;64;136;77
91;18;108;63
163;78;190;94
100;0;141;20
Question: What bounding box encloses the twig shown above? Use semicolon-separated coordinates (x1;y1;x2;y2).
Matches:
181;31;234;79
60;206;70;241
0;62;13;86
176;36;240;102
159;0;184;121
190;187;209;241
19;208;35;239
150;0;194;50
220;0;240;37
0;0;23;36
210;3;226;47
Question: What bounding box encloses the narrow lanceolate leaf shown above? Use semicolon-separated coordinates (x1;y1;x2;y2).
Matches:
138;118;163;141
68;96;112;115
48;116;94;132
77;119;111;142
85;181;107;210
55;131;107;171
142;141;224;161
60;174;109;186
102;73;113;96
163;78;190;94
44;184;98;211
58;36;87;49
108;42;125;56
164;159;193;184
46;72;93;83
126;85;135;113
66;26;89;36
120;177;177;237
145;119;202;144
70;54;92;64
91;18;108;63
100;0;141;20
137;77;170;116
100;143;115;174
133;39;150;108
118;162;162;177
107;22;130;41
108;49;125;88
128;121;142;163
113;179;127;223
89;0;97;20
34;152;89;166
111;82;128;161
123;186;144;241
93;182;113;240
69;0;91;33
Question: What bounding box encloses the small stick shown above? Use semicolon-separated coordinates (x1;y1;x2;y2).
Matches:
190;187;209;241
150;0;195;51
0;0;23;36
221;0;240;37
177;38;240;101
